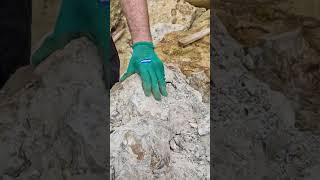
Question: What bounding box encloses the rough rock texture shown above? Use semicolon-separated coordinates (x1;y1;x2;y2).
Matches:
212;14;320;179
156;10;210;77
110;65;210;179
156;10;210;102
0;35;210;179
110;0;122;30
215;0;320;49
215;0;320;132
249;29;320;132
0;38;107;180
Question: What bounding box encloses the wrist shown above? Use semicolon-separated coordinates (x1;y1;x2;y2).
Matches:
132;35;152;44
132;41;154;49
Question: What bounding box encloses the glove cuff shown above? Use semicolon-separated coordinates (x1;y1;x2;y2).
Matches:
132;41;154;49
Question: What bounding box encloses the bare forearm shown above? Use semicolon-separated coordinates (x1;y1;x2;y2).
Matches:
121;0;152;43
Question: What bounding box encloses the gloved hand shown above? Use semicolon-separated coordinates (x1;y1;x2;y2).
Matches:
31;0;109;66
120;42;168;101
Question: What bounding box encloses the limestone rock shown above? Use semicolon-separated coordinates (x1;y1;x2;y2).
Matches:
215;0;320;132
212;13;320;180
0;38;107;179
110;65;210;179
147;0;205;32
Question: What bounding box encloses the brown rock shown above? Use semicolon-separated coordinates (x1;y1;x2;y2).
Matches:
185;0;211;9
111;0;123;30
155;10;210;101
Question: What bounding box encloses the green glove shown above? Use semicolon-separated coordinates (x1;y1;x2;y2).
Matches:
120;42;168;101
31;0;109;66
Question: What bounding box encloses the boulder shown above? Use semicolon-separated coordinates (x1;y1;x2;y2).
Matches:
214;0;320;132
0;35;210;179
0;38;107;180
110;64;210;179
212;13;320;179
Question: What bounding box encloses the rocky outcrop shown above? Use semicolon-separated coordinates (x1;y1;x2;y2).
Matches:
0;38;107;180
110;64;210;179
215;0;320;132
0;35;210;179
156;10;210;102
212;14;320;179
32;0;61;46
215;0;320;49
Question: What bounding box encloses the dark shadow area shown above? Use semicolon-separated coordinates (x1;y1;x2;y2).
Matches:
0;1;110;179
211;0;320;179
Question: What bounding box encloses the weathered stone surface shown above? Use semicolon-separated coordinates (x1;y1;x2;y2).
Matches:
110;64;210;179
212;13;320;179
215;0;320;132
215;0;320;50
1;34;210;178
156;10;210;77
0;38;107;180
110;0;123;30
155;10;210;102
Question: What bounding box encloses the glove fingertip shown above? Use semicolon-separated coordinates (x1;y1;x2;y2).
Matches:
154;95;161;101
120;73;131;82
143;88;151;97
162;89;168;97
145;91;151;97
142;84;152;97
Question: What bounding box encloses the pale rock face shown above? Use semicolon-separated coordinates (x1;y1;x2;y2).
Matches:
212;14;320;180
0;35;210;179
0;38;108;180
110;65;210;179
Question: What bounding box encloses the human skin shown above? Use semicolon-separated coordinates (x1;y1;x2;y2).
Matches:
120;0;168;101
120;0;153;43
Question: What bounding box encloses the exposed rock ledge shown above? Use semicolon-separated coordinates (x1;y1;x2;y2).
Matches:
0;38;107;180
110;65;210;179
0;37;210;180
